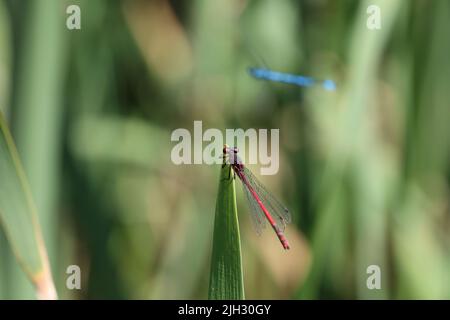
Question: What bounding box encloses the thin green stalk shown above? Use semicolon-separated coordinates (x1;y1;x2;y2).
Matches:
0;111;57;299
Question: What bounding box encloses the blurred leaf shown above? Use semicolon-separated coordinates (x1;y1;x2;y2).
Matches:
208;164;244;300
11;0;67;298
394;185;449;299
0;0;10;115
0;111;56;299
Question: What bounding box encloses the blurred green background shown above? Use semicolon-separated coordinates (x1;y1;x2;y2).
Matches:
1;0;450;299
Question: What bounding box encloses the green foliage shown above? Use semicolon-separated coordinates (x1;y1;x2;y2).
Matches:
208;165;244;300
1;0;450;300
0;112;56;299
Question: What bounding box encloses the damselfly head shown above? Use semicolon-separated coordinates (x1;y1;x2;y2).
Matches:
222;144;229;154
223;144;239;154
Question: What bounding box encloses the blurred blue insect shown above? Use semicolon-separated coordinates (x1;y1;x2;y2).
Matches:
248;67;336;91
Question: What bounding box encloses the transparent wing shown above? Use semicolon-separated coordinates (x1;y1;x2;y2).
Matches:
238;167;291;233
240;175;267;235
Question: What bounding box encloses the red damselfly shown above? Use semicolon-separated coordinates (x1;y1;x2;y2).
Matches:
222;144;291;250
